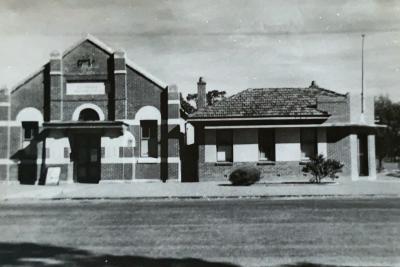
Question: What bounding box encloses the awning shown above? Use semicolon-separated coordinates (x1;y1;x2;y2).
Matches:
204;123;386;130
43;121;128;130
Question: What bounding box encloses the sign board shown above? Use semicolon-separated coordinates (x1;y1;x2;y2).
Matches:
66;82;105;95
45;167;61;186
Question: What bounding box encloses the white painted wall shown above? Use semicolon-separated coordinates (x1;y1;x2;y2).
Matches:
204;129;216;162
233;129;258;162
275;128;301;161
102;131;135;160
317;128;327;157
46;137;70;163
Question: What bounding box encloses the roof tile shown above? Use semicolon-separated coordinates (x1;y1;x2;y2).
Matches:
189;87;346;119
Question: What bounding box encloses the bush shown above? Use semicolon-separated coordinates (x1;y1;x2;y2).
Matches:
302;154;344;184
229;166;261;186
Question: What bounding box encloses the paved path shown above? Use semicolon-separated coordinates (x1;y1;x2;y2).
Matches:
1;179;400;201
0;198;399;267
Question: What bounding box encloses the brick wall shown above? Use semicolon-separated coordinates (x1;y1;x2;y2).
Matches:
11;71;45;120
198;161;305;182
101;163;134;181
0;127;7;159
135;163;161;179
327;128;351;176
0;165;7;181
317;95;349;123
126;67;163;118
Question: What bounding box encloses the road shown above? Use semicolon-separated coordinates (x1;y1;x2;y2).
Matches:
0;198;399;267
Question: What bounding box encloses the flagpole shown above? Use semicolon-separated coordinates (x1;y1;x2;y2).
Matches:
361;34;365;115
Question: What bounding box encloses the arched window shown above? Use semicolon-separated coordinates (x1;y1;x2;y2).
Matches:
78;108;100;121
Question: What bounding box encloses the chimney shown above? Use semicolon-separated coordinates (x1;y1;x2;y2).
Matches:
310;80;318;88
197;77;206;109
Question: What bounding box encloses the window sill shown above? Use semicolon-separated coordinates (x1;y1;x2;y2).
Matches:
215;162;233;166
257;161;275;166
137;157;160;164
299;160;311;165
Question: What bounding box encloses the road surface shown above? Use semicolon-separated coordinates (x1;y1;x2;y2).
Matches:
0;198;399;267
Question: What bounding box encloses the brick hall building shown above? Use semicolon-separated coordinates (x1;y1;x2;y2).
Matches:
0;35;183;184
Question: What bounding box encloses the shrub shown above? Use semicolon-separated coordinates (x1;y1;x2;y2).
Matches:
229;166;261;186
302;154;344;184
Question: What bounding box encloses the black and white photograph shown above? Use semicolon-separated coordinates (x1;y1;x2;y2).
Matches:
0;0;399;266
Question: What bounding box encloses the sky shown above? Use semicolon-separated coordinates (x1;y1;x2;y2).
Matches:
0;0;399;100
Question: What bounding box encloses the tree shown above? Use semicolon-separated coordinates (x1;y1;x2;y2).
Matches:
302;155;344;184
182;90;227;114
180;93;196;114
374;95;400;170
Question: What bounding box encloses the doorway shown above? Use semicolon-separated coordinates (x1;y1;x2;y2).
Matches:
358;134;369;176
74;134;101;183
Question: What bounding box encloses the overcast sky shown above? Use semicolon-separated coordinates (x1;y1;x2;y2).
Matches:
0;0;399;100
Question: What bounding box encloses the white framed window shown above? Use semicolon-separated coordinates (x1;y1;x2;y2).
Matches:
140;120;158;158
216;130;233;162
259;129;275;161
300;128;317;160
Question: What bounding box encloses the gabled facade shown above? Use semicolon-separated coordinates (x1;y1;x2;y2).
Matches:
186;78;379;182
0;35;182;184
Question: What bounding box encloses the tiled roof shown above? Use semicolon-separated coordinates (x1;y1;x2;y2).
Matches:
189;86;346;120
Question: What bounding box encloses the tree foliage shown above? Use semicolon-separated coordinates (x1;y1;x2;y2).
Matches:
182;90;227;114
374;95;400;170
229;166;261;186
302;154;344;184
180;93;196;114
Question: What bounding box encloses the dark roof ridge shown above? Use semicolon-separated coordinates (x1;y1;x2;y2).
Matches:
246;86;346;97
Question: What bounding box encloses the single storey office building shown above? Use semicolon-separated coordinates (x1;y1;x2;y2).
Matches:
186;78;379;182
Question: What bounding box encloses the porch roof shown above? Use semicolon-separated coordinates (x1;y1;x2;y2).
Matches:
42;121;128;130
203;122;385;129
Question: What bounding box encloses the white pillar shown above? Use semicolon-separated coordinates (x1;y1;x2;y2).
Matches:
350;134;359;180
368;134;377;180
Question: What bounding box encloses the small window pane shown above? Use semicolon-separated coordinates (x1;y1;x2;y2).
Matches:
140;120;158;158
141;140;149;157
22;122;38;141
216;130;233;162
141;125;150;138
259;129;275;161
301;128;317;160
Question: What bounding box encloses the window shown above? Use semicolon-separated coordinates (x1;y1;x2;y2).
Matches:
300;128;317;160
22;122;38;141
216;130;233;162
140;120;158;158
259;129;275;161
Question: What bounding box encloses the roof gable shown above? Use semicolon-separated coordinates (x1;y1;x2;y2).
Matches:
11;34;167;92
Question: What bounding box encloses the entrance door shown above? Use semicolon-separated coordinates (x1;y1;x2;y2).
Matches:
74;135;101;183
358;134;369;176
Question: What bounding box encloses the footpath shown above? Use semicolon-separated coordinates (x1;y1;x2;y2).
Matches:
1;175;400;202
